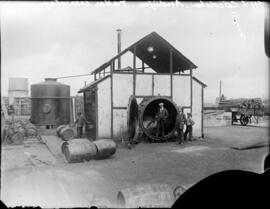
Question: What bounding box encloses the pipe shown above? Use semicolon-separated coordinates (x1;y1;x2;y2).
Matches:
116;29;122;69
139;97;178;141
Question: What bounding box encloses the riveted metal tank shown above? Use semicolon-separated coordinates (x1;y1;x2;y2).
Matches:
31;78;70;127
139;96;178;141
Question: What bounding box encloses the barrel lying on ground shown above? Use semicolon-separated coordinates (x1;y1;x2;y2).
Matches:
59;127;74;141
56;125;68;137
62;138;97;163
62;138;117;163
117;184;175;208
93;139;117;159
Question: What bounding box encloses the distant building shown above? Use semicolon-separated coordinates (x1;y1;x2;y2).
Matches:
8;77;29;105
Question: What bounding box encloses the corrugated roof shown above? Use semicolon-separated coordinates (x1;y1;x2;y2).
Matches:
91;31;197;75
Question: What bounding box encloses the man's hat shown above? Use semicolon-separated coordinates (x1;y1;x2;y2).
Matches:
159;103;164;106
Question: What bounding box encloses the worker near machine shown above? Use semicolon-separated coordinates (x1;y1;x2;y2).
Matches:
176;107;186;144
75;112;89;138
184;113;195;142
156;103;169;138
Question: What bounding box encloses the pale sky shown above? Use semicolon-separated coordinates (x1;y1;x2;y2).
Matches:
1;1;269;103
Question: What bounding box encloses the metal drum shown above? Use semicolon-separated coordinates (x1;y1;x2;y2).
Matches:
56;125;68;137
59;127;74;141
62;138;97;163
117;184;175;208
93;139;117;159
31;78;70;127
139;96;178;141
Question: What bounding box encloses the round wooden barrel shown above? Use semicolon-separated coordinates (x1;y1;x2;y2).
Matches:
117;184;175;208
56;125;67;137
59;127;74;141
62;138;97;163
93;139;117;159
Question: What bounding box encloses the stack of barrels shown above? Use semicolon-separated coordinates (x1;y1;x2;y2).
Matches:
56;125;75;141
61;138;117;163
2;119;39;145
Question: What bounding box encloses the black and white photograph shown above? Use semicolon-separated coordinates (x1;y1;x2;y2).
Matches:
0;1;269;208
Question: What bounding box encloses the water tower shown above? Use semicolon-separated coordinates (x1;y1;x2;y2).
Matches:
8;77;29;104
31;78;70;128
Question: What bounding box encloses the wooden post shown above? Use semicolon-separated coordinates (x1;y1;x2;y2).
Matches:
152;75;154;96
201;86;204;138
95;89;98;140
94;73;97;81
110;62;114;139
133;46;136;96
170;48;173;98
190;69;193;115
142;61;145;73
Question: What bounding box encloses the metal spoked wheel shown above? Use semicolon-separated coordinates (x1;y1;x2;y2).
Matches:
240;115;249;126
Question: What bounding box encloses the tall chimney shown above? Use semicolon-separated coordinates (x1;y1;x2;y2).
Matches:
219;80;222;98
116;29;122;70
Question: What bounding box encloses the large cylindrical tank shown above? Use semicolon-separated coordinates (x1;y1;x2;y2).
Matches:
8;77;29;104
31;78;70;126
139;97;178;141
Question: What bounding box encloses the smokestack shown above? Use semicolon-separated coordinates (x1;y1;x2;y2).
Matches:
116;29;122;70
219;80;222;98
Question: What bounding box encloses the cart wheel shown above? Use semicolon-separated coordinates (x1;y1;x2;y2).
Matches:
240;115;249;126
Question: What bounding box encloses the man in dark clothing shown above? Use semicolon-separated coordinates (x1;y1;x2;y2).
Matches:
156;103;169;138
184;113;195;142
75;112;88;138
176;107;186;144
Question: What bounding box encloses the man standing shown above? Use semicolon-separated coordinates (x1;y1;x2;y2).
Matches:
156;103;169;138
184;113;195;142
176;107;186;144
75;112;88;138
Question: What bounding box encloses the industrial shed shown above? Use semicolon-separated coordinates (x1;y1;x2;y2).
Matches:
79;32;206;141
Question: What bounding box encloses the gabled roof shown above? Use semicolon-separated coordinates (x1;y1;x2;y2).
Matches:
91;32;197;75
192;76;207;88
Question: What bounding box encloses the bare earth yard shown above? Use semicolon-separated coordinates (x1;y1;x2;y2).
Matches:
1;125;269;207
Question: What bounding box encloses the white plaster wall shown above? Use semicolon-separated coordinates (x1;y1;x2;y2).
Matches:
153;75;170;96
136;74;152;96
113;73;133;107
192;80;202;137
97;77;111;138
172;76;191;107
113;109;127;140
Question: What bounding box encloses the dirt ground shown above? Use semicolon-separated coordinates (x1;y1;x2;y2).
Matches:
1;125;269;208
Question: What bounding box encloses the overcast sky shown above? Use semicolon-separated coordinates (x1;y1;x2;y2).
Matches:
1;1;269;103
